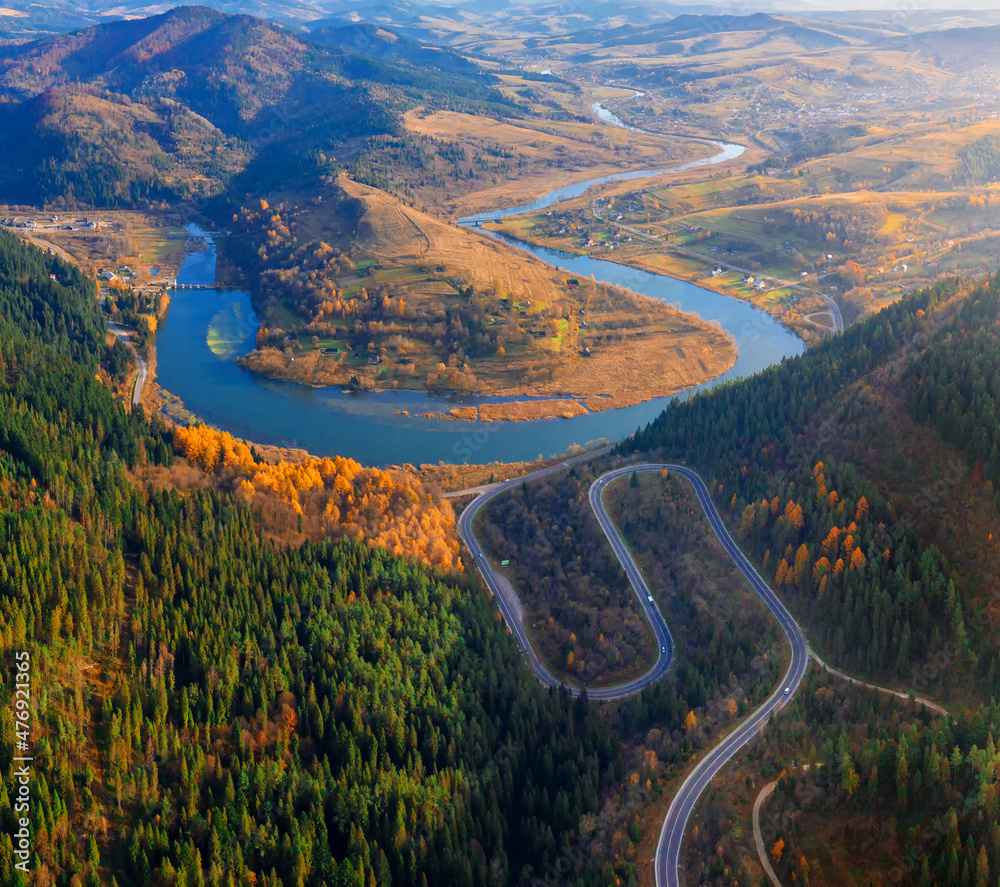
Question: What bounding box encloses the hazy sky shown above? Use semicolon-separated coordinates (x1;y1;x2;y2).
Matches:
666;0;1000;8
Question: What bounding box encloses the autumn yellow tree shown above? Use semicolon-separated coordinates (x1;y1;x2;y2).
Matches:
775;558;790;587
783;500;804;531
812;557;831;585
813;462;827;500
793;544;811;583
172;425;462;569
822;526;840;557
855;496;869;523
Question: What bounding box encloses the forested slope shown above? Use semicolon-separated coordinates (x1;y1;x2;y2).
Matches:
0;6;515;206
0;229;620;886
623;278;979;695
625;274;1000;885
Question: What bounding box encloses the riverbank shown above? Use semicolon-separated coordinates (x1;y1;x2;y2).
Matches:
235;294;737;421
463;89;831;347
147;100;801;466
154;216;802;465
402;108;716;218
484;214;832;346
223;174;736;410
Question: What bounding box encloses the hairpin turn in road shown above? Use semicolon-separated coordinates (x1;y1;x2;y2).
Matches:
457;461;809;887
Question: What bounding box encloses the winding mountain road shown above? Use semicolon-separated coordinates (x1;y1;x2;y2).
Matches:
602;466;808;887
456;449;673;700
458;461;810;885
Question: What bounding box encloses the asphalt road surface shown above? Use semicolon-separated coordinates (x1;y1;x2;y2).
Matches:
646;465;808;887
107;321;147;408
457;461;810;886
455;448;673;700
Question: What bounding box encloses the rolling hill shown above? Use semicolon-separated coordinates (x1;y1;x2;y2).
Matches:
225;174;737;405
890;23;1000;71
0;5;512;206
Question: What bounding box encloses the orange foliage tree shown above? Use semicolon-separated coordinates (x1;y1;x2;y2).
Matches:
855;496;869;523
173;424;461;570
771;838;785;864
783;500;804;531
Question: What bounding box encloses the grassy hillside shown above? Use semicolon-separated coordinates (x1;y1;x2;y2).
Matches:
221;176;736;406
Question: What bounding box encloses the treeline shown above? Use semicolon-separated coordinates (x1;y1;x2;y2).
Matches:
0;229;623;886
623;276;959;492
767;201;890;248
955;134;1000;186
0;232;163;495
225;196;361;325
348;132;524;206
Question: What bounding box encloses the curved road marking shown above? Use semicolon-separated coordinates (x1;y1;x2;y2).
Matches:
457;453;670;699
459;461;947;885
640;465;808;887
458;461;810;886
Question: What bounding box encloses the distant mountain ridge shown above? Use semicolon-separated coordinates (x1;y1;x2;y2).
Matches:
0;5;511;206
303;17;480;73
6;0;1000;44
887;23;1000;70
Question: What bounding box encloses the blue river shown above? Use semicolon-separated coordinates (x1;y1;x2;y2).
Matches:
155;119;803;465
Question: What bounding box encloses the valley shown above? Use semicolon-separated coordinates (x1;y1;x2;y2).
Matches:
5;4;1000;887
